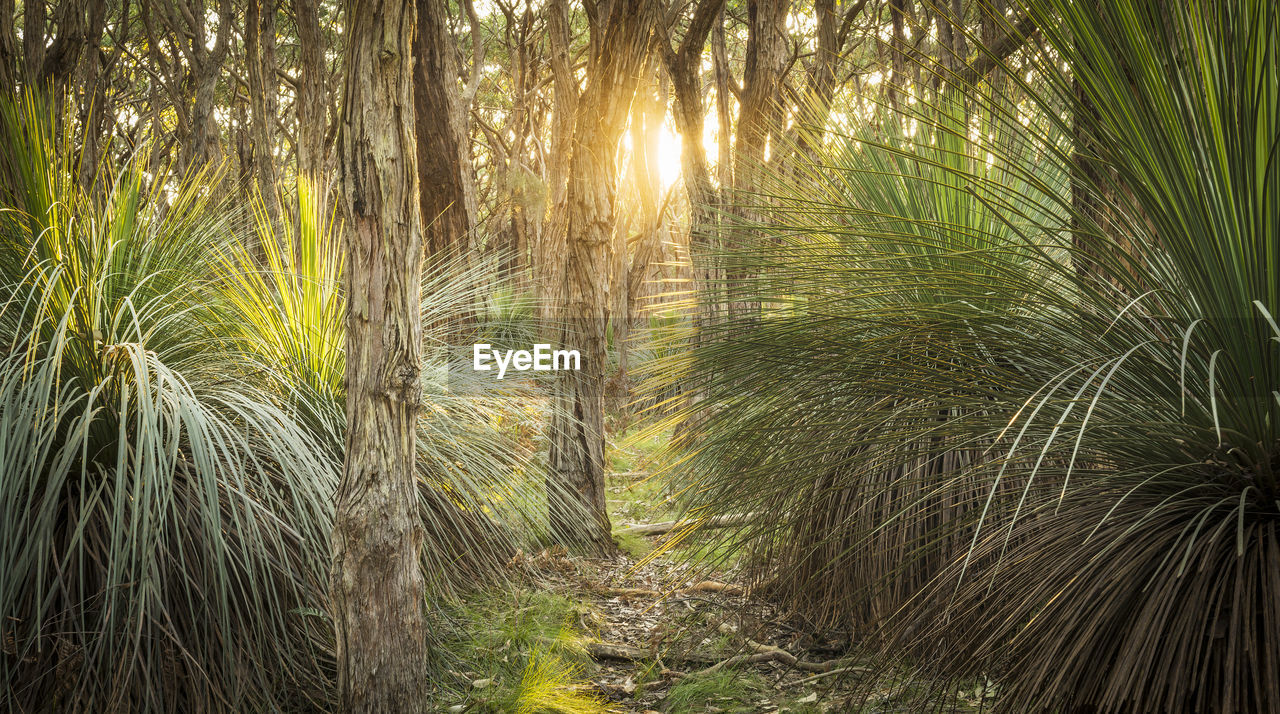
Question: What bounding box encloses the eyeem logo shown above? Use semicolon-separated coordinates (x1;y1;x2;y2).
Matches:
473;343;581;379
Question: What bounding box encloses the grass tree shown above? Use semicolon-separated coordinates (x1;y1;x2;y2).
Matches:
0;94;335;712
652;0;1279;710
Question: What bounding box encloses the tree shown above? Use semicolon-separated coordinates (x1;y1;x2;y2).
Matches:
329;0;430;710
727;0;790;318
294;0;328;176
246;0;282;224
150;0;235;173
547;0;657;552
663;0;725;326
415;0;477;264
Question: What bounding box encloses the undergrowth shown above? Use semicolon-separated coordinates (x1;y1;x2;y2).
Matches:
434;589;616;713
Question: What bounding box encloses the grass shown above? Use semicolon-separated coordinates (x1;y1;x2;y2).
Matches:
434;588;616;713
661;669;829;713
606;426;754;570
607;428;677;522
664;670;769;713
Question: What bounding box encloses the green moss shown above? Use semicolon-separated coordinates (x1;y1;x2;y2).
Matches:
611;530;653;559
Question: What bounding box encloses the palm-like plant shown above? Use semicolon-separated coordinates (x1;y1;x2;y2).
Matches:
652;1;1278;711
643;89;1071;627
0;96;336;711
212;180;573;597
0;93;570;711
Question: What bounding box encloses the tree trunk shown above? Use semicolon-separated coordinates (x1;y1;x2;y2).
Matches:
888;0;908;109
294;0;327;177
664;0;723;309
727;0;789;318
0;0;17;92
663;0;722;434
537;0;577;315
331;0;430;710
22;0;43;86
246;0;282;223
160;0;233;173
74;0;108;189
547;0;656;553
711;5;734;191
414;0;474;264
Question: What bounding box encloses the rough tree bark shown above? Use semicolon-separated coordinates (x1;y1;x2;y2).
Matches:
727;0;789;318
662;0;723;434
536;0;578;315
735;0;789;181
70;0;108;188
663;0;723;319
330;0;430;710
246;0;281;223
414;0;475;264
22;0;43;85
547;0;656;553
0;0;18;91
294;0;327;176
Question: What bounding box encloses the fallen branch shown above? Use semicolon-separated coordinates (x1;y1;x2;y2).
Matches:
594;581;744;599
785;666;868;687
574;640;720;665
698;646;838;676
573;637;843;679
615;513;759;537
702;623;838;675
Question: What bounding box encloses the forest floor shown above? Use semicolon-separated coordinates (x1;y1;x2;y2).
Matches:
434;428;995;713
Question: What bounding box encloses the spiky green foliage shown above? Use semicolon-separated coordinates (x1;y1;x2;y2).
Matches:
644;87;1073;627
649;1;1279;711
212;184;579;596
0;95;335;711
0;93;575;711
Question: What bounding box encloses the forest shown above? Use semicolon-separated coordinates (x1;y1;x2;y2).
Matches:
0;0;1276;712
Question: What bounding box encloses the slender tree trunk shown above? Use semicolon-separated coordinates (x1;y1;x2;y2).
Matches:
664;0;723;311
537;0;577;315
727;0;789;318
777;0;845;170
414;0;474;264
246;0;282;222
711;5;734;192
331;0;430;710
0;0;17;92
294;0;327;176
547;0;656;553
22;0;43;86
663;0;722;435
74;0;108;189
888;0;908;109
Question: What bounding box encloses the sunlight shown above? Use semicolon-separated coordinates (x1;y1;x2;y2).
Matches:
623;120;687;191
653;123;683;189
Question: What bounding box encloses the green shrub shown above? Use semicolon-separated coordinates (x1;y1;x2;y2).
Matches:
653;1;1280;711
0;94;335;712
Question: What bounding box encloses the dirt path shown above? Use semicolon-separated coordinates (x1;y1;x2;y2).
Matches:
512;536;856;713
